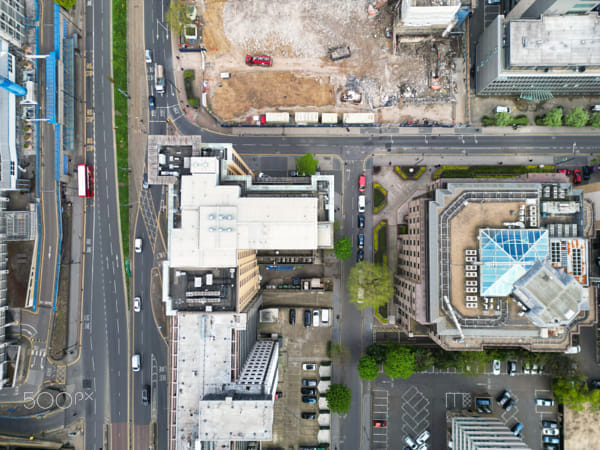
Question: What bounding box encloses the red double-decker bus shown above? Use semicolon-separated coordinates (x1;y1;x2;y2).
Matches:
77;164;93;197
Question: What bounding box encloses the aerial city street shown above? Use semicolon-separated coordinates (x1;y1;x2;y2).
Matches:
0;0;599;449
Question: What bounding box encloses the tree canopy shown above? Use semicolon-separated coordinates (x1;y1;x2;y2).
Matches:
564;107;590;128
591;113;600;129
165;0;188;36
383;345;415;379
553;376;600;411
296;153;319;176
326;384;352;414
347;262;393;310
494;112;512;127
366;344;387;364
542;108;563;127
358;355;380;380
334;237;352;260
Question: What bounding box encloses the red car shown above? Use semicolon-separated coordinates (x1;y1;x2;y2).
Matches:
245;55;272;66
359;174;366;192
573;168;582;184
557;168;572;175
373;420;386;427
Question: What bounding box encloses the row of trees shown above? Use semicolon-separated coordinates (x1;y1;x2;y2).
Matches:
537;107;600;128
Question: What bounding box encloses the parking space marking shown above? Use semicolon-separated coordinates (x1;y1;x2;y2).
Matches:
371;390;389;448
400;386;430;441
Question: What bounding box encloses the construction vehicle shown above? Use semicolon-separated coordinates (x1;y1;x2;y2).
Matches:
429;45;441;91
340;90;362;103
328;46;351;61
245;55;272;66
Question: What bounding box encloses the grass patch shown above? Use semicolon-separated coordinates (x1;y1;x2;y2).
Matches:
184;69;200;108
434;165;555;179
113;0;130;259
374;306;388;324
374;221;387;264
55;0;76;9
373;183;387;213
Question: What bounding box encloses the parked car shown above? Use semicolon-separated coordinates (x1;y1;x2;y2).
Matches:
302;363;317;371
476;398;492;414
301;412;317;419
358;213;365;228
373;420;386;427
531;363;539;374
301;388;316;395
543;428;559;436
275;391;283;399
416;430;430;444
497;390;511;407
302;379;318;386
304;309;311;327
511;423;523;435
289;308;296;325
536;398;555;407
542;420;558;429
133;296;142;312
404;436;418;450
523;362;531;374
573;168;582;184
357;249;364;262
504;398;515;412
492;360;501;375
302;396;317;403
359;174;366;192
583;165;591;180
312;310;320;327
494;105;511;113
135;238;143;253
142;385;150;406
508;361;517;375
590;379;600;389
543;436;560;445
148;95;156;110
358;195;366;213
557;168;572;175
358;233;364;249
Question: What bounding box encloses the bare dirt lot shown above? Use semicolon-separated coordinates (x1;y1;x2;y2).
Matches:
564;404;600;450
198;0;463;123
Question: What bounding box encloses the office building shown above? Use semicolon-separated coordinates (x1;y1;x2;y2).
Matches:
0;0;26;47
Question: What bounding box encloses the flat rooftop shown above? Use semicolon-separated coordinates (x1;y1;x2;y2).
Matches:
508;15;600;67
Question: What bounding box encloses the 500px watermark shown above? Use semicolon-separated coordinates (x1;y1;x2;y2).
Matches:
23;391;94;410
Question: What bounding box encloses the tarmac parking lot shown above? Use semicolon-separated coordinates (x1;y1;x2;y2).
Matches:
259;291;333;449
372;363;556;450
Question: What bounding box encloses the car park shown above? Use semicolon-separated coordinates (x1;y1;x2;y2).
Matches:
492;360;501;375
536;398;554;406
289;308;296;325
301;412;317;419
133;296;142;312
304;310;311;327
358;213;365;228
142;385;150;406
359;174;366;192
543;428;559;436
573;168;582;184
302;363;317;371
504;398;515;412
404;436;418;449
542;420;558;428
301;388;316;396
373;420;386;427
416;430;430;444
497;390;511;407
508;361;517;375
302;396;317;403
312;310;320;327
357;249;364;262
358;233;364;249
135;238;143;253
543;436;560;445
302;379;318;386
511;423;523;436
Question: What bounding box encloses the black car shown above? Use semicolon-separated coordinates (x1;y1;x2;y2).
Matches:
583;166;591;180
358;233;364;249
302;379;318;386
504;398;515;411
357;249;364;262
289;308;296;325
301;388;316;395
358;213;365;229
304;309;311;327
301;412;317;419
142;385;150;406
590;379;600;389
148;95;156;110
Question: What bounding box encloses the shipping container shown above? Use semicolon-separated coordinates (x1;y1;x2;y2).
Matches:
264;112;291;124
343;113;375;124
321;113;338;124
294;112;319;124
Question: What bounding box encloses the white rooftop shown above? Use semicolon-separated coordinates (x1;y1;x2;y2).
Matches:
170;157;319;269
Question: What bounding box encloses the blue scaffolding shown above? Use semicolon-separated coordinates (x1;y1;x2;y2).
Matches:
63;37;75;153
54;124;61;181
45;52;56;124
53;4;60;60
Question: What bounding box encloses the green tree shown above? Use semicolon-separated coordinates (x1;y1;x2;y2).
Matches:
334;237;352;260
456;351;492;376
553;376;600;411
564;107;590;128
358;355;380;380
330;343;351;365
542;108;563;127
413;348;435;372
383;345;415;379
366;343;387;364
495;112;512;127
296;153;319;176
347;262;393;310
165;0;188;36
591;113;600;129
325;384;352;414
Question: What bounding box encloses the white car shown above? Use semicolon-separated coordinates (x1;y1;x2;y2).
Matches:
492;360;501;375
145;49;152;63
416;430;430;444
531;363;539;374
132;354;141;372
134;296;141;312
312;310;320;327
536;398;554;407
135;237;143;253
543;427;559;436
302;363;317;371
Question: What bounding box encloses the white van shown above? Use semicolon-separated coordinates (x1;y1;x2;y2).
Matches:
219;72;231;79
494;105;511;114
132;354;141;372
320;308;330;326
358;195;366;213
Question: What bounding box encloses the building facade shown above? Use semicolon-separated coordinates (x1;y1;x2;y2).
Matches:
0;0;26;47
449;412;532;449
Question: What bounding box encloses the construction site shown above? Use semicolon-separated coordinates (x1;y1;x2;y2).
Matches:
197;0;467;124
